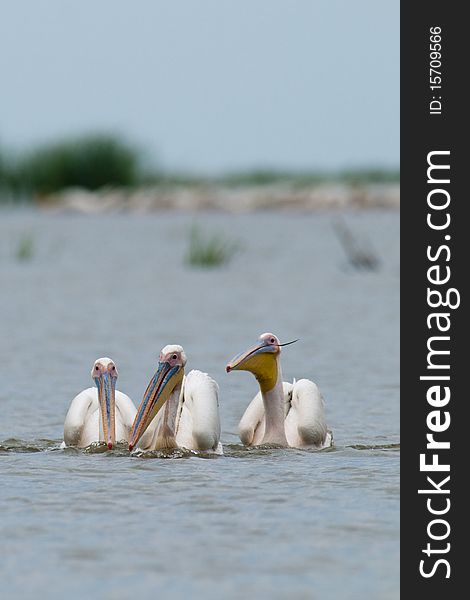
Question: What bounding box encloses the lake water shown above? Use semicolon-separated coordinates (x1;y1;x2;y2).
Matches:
0;209;399;599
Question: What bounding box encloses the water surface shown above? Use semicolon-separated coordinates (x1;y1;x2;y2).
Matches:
0;210;399;599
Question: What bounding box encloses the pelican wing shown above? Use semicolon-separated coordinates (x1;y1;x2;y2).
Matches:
176;370;221;452
238;382;294;446
285;378;330;448
238;390;264;446
63;387;96;447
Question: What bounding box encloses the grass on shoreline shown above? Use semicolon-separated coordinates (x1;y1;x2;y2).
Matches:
0;133;399;203
142;167;400;189
6;134;140;195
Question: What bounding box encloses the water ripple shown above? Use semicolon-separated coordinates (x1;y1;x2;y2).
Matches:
0;438;400;458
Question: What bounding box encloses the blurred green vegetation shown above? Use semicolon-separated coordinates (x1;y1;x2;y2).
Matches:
0;146;11;187
185;225;239;268
216;168;400;188
16;233;35;261
0;133;399;202
8;134;140;195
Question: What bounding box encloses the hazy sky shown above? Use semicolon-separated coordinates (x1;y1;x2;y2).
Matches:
0;0;399;174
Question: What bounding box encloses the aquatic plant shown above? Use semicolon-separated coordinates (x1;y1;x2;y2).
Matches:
185;225;239;268
16;233;34;261
332;217;380;271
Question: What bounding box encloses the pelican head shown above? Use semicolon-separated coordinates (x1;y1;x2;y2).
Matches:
92;357;118;449
128;345;186;451
226;332;285;392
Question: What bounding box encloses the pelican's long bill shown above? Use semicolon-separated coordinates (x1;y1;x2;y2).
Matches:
226;334;298;392
94;372;116;450
128;361;184;451
226;340;279;374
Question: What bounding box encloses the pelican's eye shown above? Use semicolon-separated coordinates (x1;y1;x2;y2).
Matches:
270;338;276;344
95;366;100;371
172;354;178;360
111;366;115;370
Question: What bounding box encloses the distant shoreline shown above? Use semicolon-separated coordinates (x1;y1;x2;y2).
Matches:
26;182;400;214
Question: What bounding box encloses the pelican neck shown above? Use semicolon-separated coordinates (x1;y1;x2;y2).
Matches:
260;361;288;446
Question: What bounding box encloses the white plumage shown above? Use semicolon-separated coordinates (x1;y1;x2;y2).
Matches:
174;370;223;453
239;379;331;449
227;333;332;449
63;387;136;447
130;346;222;454
63;357;136;448
138;370;222;453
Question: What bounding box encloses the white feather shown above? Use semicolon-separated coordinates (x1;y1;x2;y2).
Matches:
63;387;136;447
137;369;223;454
238;378;332;449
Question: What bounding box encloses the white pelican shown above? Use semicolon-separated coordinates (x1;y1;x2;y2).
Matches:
128;345;222;454
63;357;136;449
226;333;332;449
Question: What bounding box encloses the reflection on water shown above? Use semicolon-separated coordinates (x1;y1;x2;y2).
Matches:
0;210;399;600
